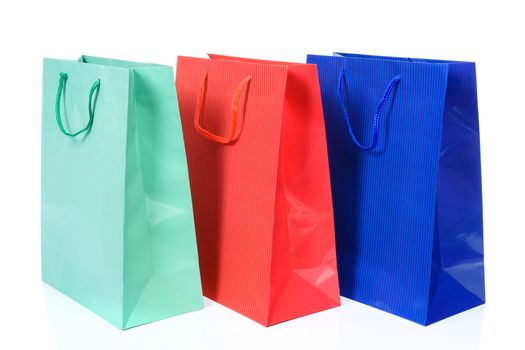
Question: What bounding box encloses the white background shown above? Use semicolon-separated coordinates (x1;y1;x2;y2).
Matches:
0;1;523;349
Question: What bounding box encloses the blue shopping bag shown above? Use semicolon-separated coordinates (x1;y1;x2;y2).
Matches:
307;52;485;325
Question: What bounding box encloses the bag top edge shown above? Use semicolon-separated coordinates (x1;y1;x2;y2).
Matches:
177;55;314;68
307;53;474;65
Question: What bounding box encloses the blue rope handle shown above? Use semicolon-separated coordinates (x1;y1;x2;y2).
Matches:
55;72;101;137
337;70;401;150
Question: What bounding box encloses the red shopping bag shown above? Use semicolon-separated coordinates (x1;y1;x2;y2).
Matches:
176;54;340;326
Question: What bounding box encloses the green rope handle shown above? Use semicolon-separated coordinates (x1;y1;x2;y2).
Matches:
55;72;101;137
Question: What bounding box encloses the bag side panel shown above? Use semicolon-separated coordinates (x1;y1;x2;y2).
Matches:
122;66;203;329
268;64;340;326
427;63;485;324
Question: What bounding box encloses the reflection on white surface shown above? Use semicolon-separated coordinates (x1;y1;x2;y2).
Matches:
43;284;485;350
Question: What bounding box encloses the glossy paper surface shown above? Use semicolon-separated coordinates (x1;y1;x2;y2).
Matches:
41;56;203;329
307;53;485;325
176;55;340;326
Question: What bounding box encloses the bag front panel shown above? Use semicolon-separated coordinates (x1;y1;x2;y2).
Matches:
41;58;130;328
176;57;288;324
308;54;449;324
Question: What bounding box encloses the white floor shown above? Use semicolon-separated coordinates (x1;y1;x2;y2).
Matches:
31;285;488;350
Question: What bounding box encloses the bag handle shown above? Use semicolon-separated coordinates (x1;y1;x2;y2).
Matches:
194;71;251;144
337;69;400;150
55;72;101;137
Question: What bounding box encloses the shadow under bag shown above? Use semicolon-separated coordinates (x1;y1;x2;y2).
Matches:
307;53;485;325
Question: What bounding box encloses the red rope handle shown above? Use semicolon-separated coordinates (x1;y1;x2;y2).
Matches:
194;71;251;144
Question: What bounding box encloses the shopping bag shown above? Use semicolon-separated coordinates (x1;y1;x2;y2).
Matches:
41;55;203;329
307;52;485;325
176;54;340;326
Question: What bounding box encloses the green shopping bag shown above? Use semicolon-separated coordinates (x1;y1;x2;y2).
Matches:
41;56;203;329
